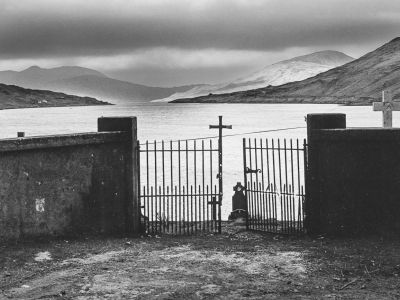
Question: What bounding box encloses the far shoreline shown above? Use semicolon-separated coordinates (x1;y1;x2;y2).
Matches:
0;102;113;111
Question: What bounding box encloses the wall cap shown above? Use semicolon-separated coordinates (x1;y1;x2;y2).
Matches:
0;131;129;152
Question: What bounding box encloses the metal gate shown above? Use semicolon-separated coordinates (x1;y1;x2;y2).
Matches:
243;138;307;234
138;116;231;235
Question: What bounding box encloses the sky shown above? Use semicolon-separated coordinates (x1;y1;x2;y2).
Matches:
0;0;400;87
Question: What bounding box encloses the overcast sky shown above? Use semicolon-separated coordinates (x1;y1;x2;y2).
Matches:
1;0;399;86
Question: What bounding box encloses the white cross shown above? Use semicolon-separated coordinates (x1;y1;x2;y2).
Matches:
373;90;400;128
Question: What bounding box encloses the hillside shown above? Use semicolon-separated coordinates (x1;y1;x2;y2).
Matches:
0;83;110;110
157;50;353;102
44;75;200;103
0;66;201;103
1;66;106;87
172;38;400;105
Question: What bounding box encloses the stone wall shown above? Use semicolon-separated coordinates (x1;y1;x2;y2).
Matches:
306;114;400;235
0;117;139;240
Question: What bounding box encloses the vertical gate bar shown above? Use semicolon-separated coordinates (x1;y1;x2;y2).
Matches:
284;139;289;233
206;185;210;231
178;140;182;234
209;140;213;231
248;138;253;229
301;186;305;231
260;139;265;230
271;139;277;233
202;140;205;232
154;141;158;234
283;184;287;233
174;185;178;234
191;185;194;234
268;183;271;232
162;141;166;232
253;181;256;230
215;185;218;233
217;116;223;234
146;141;149;198
247;180;251;229
289;143;293;233
255;141;259;230
266;139;271;184
198;184;201;233
150;186;154;235
277;139;283;232
183;185;186;234
194;141;197;232
170;141;174;233
290;139;295;233
291;185;295;233
254;138;260;229
296;139;301;233
166;186;170;233
266;139;271;232
159;186;162;233
259;182;265;231
287;141;291;233
137;143;141;233
186;140;189;234
302;138;307;230
282;183;285;234
274;184;278;230
143;186;147;234
243;138;248;230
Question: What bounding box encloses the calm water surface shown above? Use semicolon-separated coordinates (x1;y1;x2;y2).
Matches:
0;102;392;219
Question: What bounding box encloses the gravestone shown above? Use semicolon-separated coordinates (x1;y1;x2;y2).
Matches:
228;182;247;220
373;90;400;128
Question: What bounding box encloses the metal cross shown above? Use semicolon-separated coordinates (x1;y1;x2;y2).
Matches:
209;116;232;232
373;90;400;128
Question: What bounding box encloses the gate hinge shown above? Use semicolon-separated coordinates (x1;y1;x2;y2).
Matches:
245;167;261;174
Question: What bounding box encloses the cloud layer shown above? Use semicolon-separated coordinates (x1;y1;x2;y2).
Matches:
1;0;399;85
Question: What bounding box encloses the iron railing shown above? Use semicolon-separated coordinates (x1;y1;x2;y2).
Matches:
244;138;307;234
139;139;220;235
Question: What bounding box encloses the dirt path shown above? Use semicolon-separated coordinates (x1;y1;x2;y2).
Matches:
1;225;400;299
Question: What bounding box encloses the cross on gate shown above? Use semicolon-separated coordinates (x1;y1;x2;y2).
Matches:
373;90;400;128
209;116;232;230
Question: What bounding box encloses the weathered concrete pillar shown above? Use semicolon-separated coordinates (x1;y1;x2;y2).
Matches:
307;113;346;141
305;113;346;235
98;117;139;235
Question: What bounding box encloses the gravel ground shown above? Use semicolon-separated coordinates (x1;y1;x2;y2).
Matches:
1;223;400;299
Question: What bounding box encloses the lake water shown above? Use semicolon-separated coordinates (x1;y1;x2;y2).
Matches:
0;102;394;219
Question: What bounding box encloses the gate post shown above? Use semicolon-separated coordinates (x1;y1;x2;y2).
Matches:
98;117;140;235
306;114;346;234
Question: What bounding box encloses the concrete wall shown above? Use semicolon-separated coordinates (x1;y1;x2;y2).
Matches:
0;117;139;240
306;114;400;235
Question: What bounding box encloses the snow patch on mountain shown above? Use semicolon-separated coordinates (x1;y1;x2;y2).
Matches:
154;50;353;102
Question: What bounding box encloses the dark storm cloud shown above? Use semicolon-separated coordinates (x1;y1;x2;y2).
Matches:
1;0;400;60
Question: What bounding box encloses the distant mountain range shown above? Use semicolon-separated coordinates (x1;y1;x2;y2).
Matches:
0;83;109;110
172;38;400;105
0;66;202;103
157;50;353;102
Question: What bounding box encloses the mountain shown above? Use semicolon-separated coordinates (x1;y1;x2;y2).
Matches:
1;66;106;86
44;75;201;103
0;83;110;110
0;66;201;103
171;38;400;105
157;50;353;102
